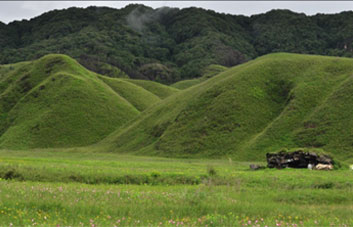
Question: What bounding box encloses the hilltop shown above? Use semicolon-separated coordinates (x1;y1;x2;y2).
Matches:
0;54;178;149
1;5;353;83
101;53;353;161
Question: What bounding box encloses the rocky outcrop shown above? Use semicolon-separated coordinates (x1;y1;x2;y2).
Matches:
266;149;333;169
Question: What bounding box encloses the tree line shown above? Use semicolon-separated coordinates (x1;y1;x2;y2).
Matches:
1;4;353;83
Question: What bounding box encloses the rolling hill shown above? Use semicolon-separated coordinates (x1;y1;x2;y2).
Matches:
1;52;353;162
125;79;179;99
0;54;177;149
100;53;353;161
171;64;228;90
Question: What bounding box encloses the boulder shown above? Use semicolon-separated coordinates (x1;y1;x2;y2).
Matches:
266;149;333;169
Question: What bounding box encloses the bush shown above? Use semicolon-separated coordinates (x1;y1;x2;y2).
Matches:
207;165;217;176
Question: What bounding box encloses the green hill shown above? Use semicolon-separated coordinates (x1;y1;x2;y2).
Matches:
2;53;353;161
97;76;161;111
101;53;353;161
0;54;168;149
125;79;180;99
170;79;202;90
171;64;228;90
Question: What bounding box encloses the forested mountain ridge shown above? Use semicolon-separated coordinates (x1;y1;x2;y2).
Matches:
1;4;353;83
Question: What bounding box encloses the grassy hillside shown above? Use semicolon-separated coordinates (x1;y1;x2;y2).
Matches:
102;53;353;161
97;76;161;111
125;79;180;99
2;53;353;161
171;64;228;90
171;79;202;90
0;54;169;149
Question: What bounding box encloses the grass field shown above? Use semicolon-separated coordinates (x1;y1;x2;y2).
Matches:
1;53;353;226
0;149;352;226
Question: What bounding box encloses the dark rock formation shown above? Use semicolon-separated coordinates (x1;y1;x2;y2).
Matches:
266;149;333;169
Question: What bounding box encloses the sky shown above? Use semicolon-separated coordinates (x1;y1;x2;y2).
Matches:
1;1;353;24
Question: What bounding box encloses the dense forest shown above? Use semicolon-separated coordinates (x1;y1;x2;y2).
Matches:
1;4;353;83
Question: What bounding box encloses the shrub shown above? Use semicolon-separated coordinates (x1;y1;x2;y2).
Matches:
207;165;217;176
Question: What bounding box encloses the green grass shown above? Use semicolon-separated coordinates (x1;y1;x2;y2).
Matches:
2;51;353;226
171;78;203;90
0;54;178;149
2;53;353;163
126;79;180;99
171;64;227;90
0;149;352;226
97;76;161;111
0;54;143;149
102;53;353;162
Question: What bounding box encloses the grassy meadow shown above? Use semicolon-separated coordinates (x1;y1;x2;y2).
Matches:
0;149;352;226
2;53;353;226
